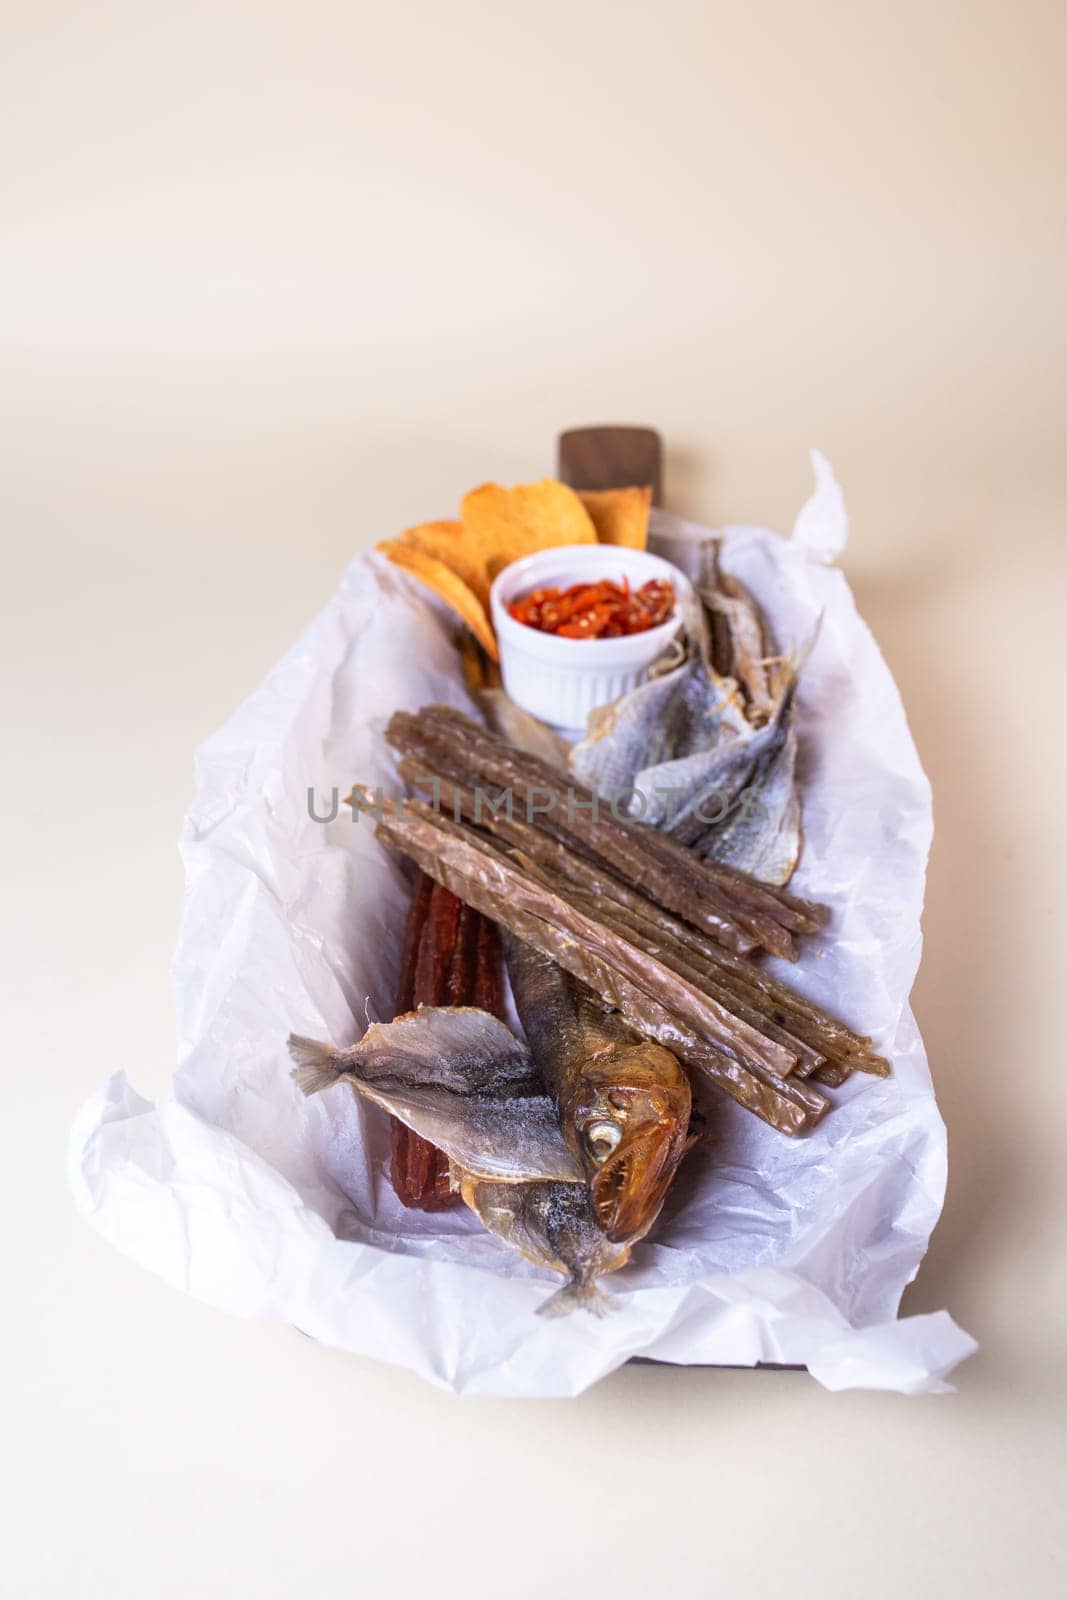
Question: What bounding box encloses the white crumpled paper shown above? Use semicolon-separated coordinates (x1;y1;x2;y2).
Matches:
69;454;976;1396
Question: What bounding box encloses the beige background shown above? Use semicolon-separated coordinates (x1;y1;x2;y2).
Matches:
3;2;1065;1596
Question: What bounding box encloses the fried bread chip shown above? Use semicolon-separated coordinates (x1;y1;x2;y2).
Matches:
460;479;597;581
578;485;652;550
378;541;499;661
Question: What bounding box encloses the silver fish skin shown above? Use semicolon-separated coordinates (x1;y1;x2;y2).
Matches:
289;1008;629;1311
562;554;814;888
569;652;745;807
695;725;801;884
629;631;812;863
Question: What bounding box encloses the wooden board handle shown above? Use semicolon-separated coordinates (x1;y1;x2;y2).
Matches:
557;425;663;506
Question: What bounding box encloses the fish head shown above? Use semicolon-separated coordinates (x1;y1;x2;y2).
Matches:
568;1044;692;1245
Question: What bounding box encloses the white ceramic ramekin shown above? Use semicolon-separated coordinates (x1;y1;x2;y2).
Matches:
489;543;685;731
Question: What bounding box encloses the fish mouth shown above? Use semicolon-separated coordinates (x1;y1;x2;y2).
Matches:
590;1120;684;1244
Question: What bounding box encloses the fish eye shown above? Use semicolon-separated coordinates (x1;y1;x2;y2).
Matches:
584;1121;622;1163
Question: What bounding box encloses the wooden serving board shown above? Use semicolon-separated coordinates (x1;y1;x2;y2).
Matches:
559;425;664;505
556;425;802;1376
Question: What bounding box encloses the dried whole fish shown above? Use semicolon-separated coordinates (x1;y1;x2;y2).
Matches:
568;558;809;887
289;1009;629;1312
504;935;692;1244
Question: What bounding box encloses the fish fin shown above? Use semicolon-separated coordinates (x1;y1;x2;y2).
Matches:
344;1010;582;1181
288;1034;346;1096
356;1006;535;1093
536;1278;615;1319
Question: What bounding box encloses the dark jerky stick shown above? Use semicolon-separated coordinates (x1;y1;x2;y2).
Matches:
413;882;461;1008
359;792;827;1132
389;869;436;1207
394;869;433;1014
405;705;830;936
390;880;465;1210
387;713;767;955
401;762;826;1075
390;883;507;1207
398;758;886;1077
430;902;501;1203
392;1122;439;1208
390;1126;455;1210
375;798;801;1081
471;916;505;1019
444;898;480;1005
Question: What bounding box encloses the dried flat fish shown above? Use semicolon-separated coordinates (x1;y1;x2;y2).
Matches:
289;1009;629;1312
291;1008;579;1182
564;556;808;887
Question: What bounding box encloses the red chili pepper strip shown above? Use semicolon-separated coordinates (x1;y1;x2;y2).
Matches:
507;577;674;639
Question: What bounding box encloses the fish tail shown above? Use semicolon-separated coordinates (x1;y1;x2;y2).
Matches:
535;1277;615;1319
287;1033;346;1096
